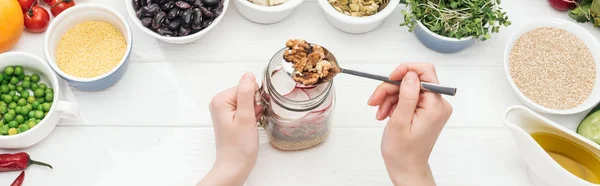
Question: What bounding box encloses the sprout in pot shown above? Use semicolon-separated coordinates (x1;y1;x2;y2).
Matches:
399;0;511;41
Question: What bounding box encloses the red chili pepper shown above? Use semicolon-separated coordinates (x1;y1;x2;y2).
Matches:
10;171;25;186
0;153;52;172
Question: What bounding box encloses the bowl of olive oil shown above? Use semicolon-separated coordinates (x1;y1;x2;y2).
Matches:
504;105;600;186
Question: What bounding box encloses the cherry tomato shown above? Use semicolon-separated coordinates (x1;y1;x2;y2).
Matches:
24;6;51;33
50;0;75;17
17;0;38;13
41;0;53;5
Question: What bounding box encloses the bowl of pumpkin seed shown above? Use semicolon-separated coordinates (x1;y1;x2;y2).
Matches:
318;0;398;34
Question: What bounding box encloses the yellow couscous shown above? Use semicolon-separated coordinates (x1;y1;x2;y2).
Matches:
56;20;126;78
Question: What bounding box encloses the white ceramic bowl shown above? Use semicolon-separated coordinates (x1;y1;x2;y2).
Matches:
504;18;600;115
126;0;229;44
0;52;80;149
233;0;304;24
317;0;399;34
44;3;133;91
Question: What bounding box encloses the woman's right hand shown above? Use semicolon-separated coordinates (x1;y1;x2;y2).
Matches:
368;63;453;186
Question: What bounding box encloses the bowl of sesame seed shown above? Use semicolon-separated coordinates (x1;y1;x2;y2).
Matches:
504;18;600;115
43;4;133;92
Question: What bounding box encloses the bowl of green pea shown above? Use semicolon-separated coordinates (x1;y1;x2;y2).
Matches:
0;52;80;149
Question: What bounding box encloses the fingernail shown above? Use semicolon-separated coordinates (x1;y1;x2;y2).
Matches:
242;72;253;80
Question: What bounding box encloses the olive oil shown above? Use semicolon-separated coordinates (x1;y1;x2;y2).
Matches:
531;132;600;184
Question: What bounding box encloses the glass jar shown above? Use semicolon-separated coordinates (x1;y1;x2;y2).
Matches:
257;48;336;151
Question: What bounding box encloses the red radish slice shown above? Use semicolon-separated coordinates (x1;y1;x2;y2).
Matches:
284;88;310;101
271;68;297;96
302;83;329;98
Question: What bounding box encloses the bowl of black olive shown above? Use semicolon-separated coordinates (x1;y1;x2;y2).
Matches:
126;0;227;44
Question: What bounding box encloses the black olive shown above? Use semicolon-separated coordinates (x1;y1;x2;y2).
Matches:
175;1;192;9
200;0;219;7
161;1;174;11
168;19;181;30
157;28;175;36
191;8;203;30
198;6;213;19
142;4;161;16
180;9;193;27
167;8;180;20
152;11;167;29
141;17;153;27
178;27;191;36
193;0;203;7
133;0;141;10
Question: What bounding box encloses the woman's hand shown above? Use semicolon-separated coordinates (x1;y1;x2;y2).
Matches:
198;72;263;186
368;63;452;186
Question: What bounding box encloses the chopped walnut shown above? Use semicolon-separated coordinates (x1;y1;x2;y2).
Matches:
283;39;339;85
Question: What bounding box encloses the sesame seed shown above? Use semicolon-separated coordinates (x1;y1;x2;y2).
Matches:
509;27;596;110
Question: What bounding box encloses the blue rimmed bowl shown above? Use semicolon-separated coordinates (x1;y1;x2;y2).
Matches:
43;4;132;91
413;21;476;53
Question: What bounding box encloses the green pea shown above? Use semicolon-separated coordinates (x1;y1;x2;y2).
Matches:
0;102;5;107
37;97;45;103
9;76;18;85
34;111;44;119
20;107;29;116
12;95;19;103
14;66;23;76
24;104;32;111
42;103;51;112
36;104;42;111
7;121;17;128
45;93;53;101
27;121;36;128
0;73;3;82
23;75;30;82
7;84;15;91
17;98;26;106
2;95;11;103
31;74;40;83
14;106;21;114
4;66;14;75
16;86;23;92
1;80;7;85
31;101;39;109
0;119;3;127
0;85;8;93
30;83;38;91
15;115;24;124
0;106;7;114
16;128;21;134
38;83;47;90
22;80;30;89
19;124;29;131
7;109;14;116
0;125;8;135
27;96;35;104
8;90;15;96
20;91;29;98
45;88;53;94
8;102;16;109
34;89;45;98
35;119;40;124
17;74;24;81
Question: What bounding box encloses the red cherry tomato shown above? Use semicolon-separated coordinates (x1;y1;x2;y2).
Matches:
24;6;51;33
42;0;53;5
17;0;37;13
50;0;75;17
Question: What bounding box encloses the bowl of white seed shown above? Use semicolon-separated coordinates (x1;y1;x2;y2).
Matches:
504;18;600;115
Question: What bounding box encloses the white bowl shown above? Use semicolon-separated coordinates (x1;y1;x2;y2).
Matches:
503;18;600;115
233;0;304;24
126;0;230;44
44;3;133;91
0;52;80;149
317;0;399;34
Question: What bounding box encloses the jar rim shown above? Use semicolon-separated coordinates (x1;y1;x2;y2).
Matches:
264;48;333;112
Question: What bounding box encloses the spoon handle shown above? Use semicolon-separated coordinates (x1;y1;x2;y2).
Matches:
340;68;457;96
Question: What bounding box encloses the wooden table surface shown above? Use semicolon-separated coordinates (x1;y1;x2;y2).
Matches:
2;0;599;185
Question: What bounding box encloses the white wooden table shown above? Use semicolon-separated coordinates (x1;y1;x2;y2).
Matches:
2;0;599;185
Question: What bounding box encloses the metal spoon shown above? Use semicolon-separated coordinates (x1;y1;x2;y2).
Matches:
282;45;457;96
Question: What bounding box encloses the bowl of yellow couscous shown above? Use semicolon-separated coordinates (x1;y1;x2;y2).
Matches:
43;4;133;91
